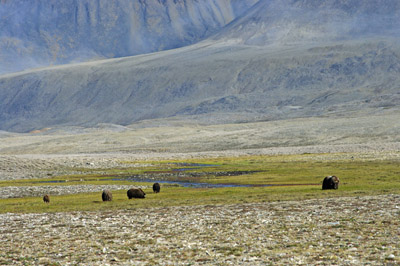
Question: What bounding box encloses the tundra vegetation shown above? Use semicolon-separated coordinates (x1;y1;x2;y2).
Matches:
0;153;399;214
0;152;399;265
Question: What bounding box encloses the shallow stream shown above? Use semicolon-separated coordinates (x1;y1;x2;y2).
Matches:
37;163;320;188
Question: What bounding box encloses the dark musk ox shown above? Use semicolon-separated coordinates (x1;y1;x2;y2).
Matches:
43;194;50;203
102;190;113;201
322;176;340;190
127;188;146;199
153;182;161;193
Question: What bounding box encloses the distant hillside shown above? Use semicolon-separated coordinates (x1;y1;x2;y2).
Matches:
212;0;400;46
0;0;399;132
0;0;258;74
1;38;399;132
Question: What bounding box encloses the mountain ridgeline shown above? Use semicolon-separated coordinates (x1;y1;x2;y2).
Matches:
0;0;258;74
0;0;399;132
212;0;400;45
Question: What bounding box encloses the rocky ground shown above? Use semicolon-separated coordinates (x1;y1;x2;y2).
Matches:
0;194;399;265
1;120;399;265
1;142;400;181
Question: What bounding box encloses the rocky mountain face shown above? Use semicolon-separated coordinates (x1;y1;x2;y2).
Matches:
0;0;399;132
212;0;400;46
0;0;258;74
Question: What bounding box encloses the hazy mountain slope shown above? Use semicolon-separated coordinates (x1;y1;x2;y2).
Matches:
0;0;399;132
1;38;399;132
212;0;400;46
0;0;258;74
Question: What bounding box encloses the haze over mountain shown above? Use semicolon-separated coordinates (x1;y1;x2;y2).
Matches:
0;0;399;133
0;0;258;74
213;0;400;45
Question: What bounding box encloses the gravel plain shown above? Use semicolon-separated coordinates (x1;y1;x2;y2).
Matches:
1;117;399;265
0;194;399;265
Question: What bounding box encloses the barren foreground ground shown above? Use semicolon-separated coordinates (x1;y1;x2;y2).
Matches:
1;116;399;265
1;194;399;265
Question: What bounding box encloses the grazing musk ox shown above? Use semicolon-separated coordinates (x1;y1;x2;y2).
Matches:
153;182;161;193
127;188;146;199
102;190;113;201
322;176;340;190
43;194;50;203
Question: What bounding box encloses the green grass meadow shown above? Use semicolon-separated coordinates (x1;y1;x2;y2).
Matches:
1;153;399;213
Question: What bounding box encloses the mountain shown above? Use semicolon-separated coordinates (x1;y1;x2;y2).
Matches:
212;0;400;46
0;0;399;132
0;0;258;74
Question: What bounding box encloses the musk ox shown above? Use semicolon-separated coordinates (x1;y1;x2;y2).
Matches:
127;188;146;199
153;182;161;193
102;190;113;201
43;194;50;203
322;176;340;190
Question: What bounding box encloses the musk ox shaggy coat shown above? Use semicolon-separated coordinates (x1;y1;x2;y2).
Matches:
43;194;50;203
322;176;340;190
153;182;161;193
102;190;113;201
127;188;146;199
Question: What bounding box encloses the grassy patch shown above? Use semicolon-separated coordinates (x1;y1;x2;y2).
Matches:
1;153;399;213
0;186;323;213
